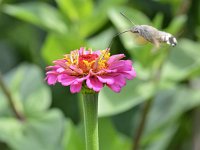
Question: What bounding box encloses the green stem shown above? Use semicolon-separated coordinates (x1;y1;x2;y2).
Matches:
133;98;153;150
133;49;171;150
0;73;25;121
82;93;99;150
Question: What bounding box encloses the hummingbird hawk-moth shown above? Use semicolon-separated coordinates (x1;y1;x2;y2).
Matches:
116;12;177;47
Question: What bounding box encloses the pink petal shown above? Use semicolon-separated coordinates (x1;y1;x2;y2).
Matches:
102;69;117;73
57;67;65;73
108;61;125;70
123;68;137;80
86;76;103;92
46;65;59;71
70;65;83;74
109;60;132;71
78;47;85;55
64;68;76;75
122;60;133;70
112;75;126;87
107;54;125;64
76;75;88;83
58;74;77;86
106;75;127;93
46;72;58;85
53;59;67;68
93;50;101;56
70;82;82;93
97;75;114;84
107;84;121;93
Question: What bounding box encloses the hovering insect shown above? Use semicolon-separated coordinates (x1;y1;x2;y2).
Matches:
117;12;177;47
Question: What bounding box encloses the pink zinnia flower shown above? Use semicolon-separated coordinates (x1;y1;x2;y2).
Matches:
45;47;136;93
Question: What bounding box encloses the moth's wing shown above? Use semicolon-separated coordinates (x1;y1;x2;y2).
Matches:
152;37;160;48
133;33;149;45
135;31;160;47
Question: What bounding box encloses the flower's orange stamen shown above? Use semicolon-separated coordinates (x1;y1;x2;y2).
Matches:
64;49;110;74
95;50;110;71
78;54;98;73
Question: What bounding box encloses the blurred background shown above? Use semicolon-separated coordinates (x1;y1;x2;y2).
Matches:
0;0;200;150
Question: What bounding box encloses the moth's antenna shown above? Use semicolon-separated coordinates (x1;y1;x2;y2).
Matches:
120;12;136;26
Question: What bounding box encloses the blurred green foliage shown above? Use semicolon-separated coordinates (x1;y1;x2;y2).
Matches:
0;0;200;150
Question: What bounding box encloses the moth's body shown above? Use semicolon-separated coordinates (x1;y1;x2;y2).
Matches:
130;25;177;47
107;12;178;49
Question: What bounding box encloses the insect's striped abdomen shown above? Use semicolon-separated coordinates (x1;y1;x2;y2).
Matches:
159;31;177;46
131;25;177;47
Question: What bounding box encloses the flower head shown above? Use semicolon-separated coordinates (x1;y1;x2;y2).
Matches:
45;47;136;93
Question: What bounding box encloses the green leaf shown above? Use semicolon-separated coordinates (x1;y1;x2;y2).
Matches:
56;0;126;38
0;110;64;150
0;63;51;117
0;63;67;150
79;12;108;37
56;0;80;21
165;15;187;35
56;0;93;21
161;39;200;82
79;0;127;37
143;85;200;150
42;33;85;64
3;2;68;34
98;0;128;11
99;118;131;150
147;86;200;132
152;13;164;29
0;118;23;146
144;123;178;150
87;28;115;49
98;79;155;117
62;119;85;150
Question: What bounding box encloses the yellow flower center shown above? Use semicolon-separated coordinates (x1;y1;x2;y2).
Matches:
64;49;110;74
